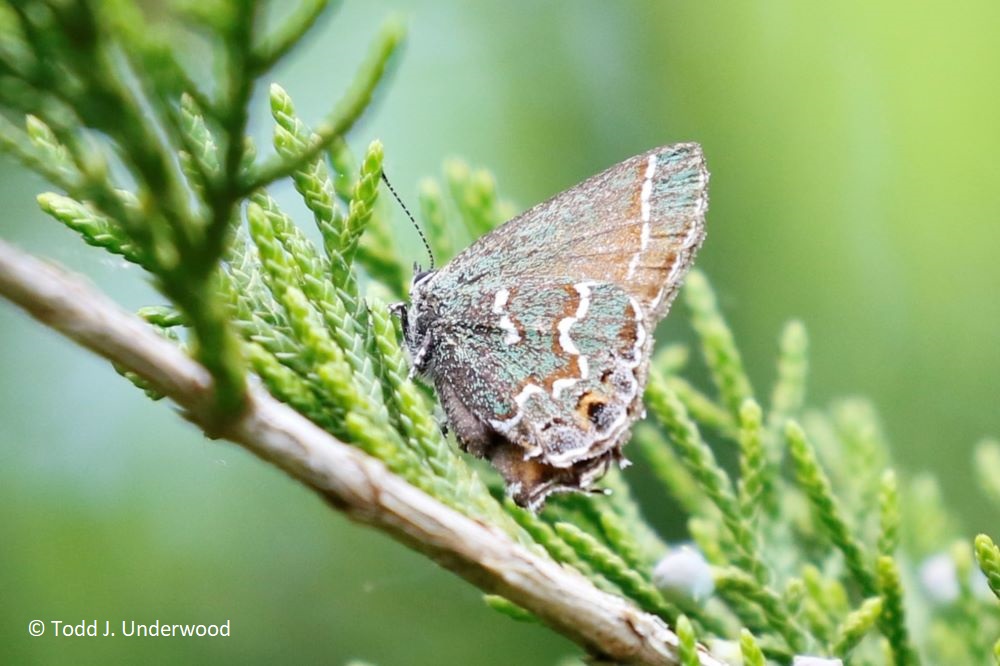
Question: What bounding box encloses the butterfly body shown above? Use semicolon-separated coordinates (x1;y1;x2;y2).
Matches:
397;143;709;509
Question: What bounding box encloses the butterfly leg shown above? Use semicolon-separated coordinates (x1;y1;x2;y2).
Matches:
407;332;436;379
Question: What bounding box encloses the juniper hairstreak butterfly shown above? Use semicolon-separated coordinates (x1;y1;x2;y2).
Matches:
394;144;708;509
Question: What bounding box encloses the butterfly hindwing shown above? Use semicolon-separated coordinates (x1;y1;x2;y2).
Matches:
422;279;652;508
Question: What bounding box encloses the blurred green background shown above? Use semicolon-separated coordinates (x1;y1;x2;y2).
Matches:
2;1;998;663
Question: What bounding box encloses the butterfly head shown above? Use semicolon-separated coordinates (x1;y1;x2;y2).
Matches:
392;266;440;376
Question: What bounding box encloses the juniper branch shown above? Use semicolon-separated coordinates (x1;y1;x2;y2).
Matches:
0;238;726;666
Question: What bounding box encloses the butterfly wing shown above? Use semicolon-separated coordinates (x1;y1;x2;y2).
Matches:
404;143;709;508
421;278;652;508
431;143;708;325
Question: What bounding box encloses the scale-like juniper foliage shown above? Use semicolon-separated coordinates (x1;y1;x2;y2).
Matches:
1;2;998;664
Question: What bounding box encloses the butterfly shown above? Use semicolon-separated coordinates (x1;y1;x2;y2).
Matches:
394;143;709;510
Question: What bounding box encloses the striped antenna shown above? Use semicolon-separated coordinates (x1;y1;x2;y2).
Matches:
381;171;435;270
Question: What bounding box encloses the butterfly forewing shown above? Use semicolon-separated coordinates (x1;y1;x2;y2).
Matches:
433;143;708;321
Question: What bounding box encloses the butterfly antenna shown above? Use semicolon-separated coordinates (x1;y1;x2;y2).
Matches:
381;170;435;270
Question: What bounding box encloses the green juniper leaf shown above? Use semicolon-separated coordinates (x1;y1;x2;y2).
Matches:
483;594;538;623
714;566;806;654
876;555;919;666
975;534;1000;601
786;420;877;595
878;470;901;557
682;269;754;418
252;0;330;72
633;423;708;518
37;193;146;266
831;596;883;657
739;628;766;666
444;157;506;239
647;375;768;586
667;375;737;438
554;521;682;624
768;319;809;432
676;614;699;666
738;399;766;522
244;16;404;193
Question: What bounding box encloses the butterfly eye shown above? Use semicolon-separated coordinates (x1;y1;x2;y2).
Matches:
412;268;435;288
